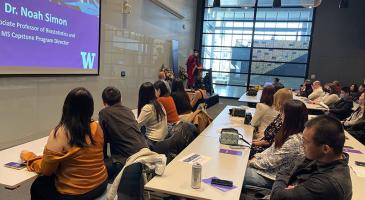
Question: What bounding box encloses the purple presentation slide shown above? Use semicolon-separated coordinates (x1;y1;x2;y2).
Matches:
0;0;100;74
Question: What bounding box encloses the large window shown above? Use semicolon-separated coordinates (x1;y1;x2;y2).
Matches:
202;0;314;97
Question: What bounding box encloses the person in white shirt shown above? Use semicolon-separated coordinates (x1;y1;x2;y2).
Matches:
137;82;168;144
251;85;278;139
344;92;364;127
244;100;308;189
308;80;324;100
311;83;340;106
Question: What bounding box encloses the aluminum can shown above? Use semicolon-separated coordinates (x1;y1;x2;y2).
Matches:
191;162;202;189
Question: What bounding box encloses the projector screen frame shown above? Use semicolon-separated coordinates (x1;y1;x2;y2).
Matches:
0;1;102;78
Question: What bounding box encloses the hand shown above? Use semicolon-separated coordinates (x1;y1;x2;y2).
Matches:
20;150;35;162
285;185;296;190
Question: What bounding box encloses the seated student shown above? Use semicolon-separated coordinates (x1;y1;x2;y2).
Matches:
344;91;364;127
244;100;308;189
171;78;193;116
271;115;352;200
191;79;209;111
272;78;284;91
350;83;360;101
320;83;340;106
251;85;278;140
158;71;171;94
359;84;365;94
137;82;168;144
333;80;342;95
311;83;339;106
250;88;293;157
98;86;148;180
327;86;353;120
20;87;107;200
154;80;179;123
308;80;324;100
299;80;313;98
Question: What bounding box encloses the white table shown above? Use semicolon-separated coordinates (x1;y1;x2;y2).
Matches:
238;90;262;104
202;106;255;141
0;137;47;189
145;106;254;200
293;95;328;111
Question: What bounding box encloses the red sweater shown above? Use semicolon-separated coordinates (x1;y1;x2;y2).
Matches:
158;96;179;123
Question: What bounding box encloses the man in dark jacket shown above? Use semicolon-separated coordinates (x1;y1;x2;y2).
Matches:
328;86;353;120
271;115;352;200
99;86;148;181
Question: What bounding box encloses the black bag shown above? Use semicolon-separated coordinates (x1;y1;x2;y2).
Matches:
229;108;246;117
246;88;258;96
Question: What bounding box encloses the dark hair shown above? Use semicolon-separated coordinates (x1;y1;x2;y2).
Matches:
351;84;359;93
274;78;280;82
193;49;199;52
274;100;308;149
138;82;165;122
154;80;169;97
260;85;275;106
305;115;345;156
171;78;185;93
54;87;94;147
194;79;205;90
102;86;121;106
171;79;192;114
341;86;351;94
327;83;338;95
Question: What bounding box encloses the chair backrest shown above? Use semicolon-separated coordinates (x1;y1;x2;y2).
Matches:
117;163;144;200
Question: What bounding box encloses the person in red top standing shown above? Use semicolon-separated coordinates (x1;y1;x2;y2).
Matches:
186;49;200;88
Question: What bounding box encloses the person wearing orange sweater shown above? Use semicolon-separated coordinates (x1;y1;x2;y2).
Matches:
20;87;108;200
154;80;179;123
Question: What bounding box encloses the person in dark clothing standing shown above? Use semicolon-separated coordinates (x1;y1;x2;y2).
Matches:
99;86;148;181
327;86;353;120
271;115;352;200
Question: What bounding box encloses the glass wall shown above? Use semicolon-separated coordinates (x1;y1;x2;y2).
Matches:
202;0;314;97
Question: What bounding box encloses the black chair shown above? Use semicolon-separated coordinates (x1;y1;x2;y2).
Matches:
117;163;144;200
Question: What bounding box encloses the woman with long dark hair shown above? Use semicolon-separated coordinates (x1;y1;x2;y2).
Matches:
154;80;179;123
21;87;107;200
171;78;192;115
350;83;360;101
251;85;278;139
137;82;168;143
244;99;308;189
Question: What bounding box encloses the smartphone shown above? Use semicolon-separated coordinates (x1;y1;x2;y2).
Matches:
355;161;365;167
211;178;233;187
4;162;26;170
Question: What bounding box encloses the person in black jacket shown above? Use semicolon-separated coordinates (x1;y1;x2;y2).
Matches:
299;80;313;98
350;83;360;101
271;115;352;200
327;86;353;120
99;86;148;181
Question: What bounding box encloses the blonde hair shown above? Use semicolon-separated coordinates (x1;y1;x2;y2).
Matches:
273;88;293;111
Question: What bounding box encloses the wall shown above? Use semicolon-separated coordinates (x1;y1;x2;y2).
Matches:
0;0;196;150
309;0;365;85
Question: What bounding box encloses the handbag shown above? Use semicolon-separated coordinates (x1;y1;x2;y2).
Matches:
229;108;246;117
246;88;258;96
219;128;250;146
